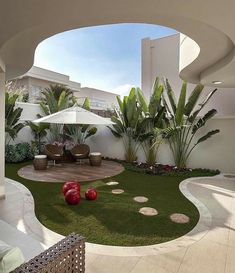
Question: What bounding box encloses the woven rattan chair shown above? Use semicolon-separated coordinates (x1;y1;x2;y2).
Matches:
44;144;64;165
12;233;85;273
71;144;90;164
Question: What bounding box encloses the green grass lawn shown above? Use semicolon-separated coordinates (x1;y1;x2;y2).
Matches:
5;161;201;246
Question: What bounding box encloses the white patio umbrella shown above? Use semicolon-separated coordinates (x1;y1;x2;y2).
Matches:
33;106;115;125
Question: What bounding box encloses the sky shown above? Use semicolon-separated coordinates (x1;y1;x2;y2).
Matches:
34;23;176;96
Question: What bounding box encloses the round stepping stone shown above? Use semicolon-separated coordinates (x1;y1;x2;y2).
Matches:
170;213;190;224
139;207;158;216
133;196;148;203
112;189;124;194
106;181;119;186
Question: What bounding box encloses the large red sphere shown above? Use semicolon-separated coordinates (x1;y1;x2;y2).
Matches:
85;188;98;201
65;189;81;205
62;181;80;195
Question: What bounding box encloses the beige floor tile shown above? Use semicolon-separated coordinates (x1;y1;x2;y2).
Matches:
86;255;140;273
225;246;235;273
178;240;227;273
130;249;187;273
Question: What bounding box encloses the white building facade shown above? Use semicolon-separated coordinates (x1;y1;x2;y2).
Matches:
13;66;118;111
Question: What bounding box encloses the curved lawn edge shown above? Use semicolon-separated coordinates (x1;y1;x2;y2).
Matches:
5;175;214;257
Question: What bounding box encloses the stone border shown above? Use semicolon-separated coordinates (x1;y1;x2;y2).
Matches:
5;176;217;256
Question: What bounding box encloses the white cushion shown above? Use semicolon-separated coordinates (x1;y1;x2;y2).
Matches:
54;154;61;157
0;240;24;273
0;220;47;262
34;155;47;159
75;154;83;156
90;152;101;156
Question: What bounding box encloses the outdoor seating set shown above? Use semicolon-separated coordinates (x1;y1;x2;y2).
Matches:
33;143;102;170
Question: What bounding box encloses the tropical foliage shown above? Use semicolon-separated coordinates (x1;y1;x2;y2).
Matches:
5;142;32;163
5;92;24;144
163;79;220;168
64;98;97;144
26;122;49;153
39;84;77;143
137;78;167;165
40;84;76;114
108;88;143;162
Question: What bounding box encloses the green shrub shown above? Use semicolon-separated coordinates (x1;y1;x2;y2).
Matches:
5;142;32;163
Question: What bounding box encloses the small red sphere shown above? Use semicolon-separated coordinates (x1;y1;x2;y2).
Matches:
62;181;80;195
65;189;80;205
85;188;98;201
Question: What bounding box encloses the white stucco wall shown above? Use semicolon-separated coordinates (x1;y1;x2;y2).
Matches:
86;119;235;174
13;103;235;173
14;102;44;144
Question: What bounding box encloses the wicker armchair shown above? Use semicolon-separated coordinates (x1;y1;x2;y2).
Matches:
44;144;64;165
12;233;85;273
71;144;90;164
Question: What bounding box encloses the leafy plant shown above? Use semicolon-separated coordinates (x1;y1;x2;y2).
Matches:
5;142;31;163
137;78;167;165
26;121;49;153
108;88;143;163
64;98;97;144
5;92;24;144
163;79;220;168
39;84;77;143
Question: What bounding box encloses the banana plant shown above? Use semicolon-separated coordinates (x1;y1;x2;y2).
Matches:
39;84;77;143
164;79;220;168
5;92;24;144
108;88;143;163
137;78;167;165
26;121;49;153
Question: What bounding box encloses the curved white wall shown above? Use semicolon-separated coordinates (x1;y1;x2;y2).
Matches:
179;34;200;82
141;34;235;116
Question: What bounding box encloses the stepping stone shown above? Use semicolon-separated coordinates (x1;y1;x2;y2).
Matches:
170;213;190;224
112;189;124;194
139;207;158;216
106;181;119;186
133;196;148;203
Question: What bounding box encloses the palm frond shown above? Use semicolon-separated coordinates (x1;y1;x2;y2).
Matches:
196;129;220;145
184;84;204;116
192;109;217;135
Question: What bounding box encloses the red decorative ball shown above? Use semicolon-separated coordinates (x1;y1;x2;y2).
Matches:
85;188;98;201
65;189;81;205
62;181;80;195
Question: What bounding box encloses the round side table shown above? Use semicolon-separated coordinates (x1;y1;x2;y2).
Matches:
33;155;48;170
89;152;102;166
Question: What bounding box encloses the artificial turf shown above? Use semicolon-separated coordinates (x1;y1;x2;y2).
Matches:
6;161;201;246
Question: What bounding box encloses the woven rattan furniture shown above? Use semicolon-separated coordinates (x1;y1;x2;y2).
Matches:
71;144;90;164
33;155;48;170
12;233;85;273
89;152;102;166
44;144;64;165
